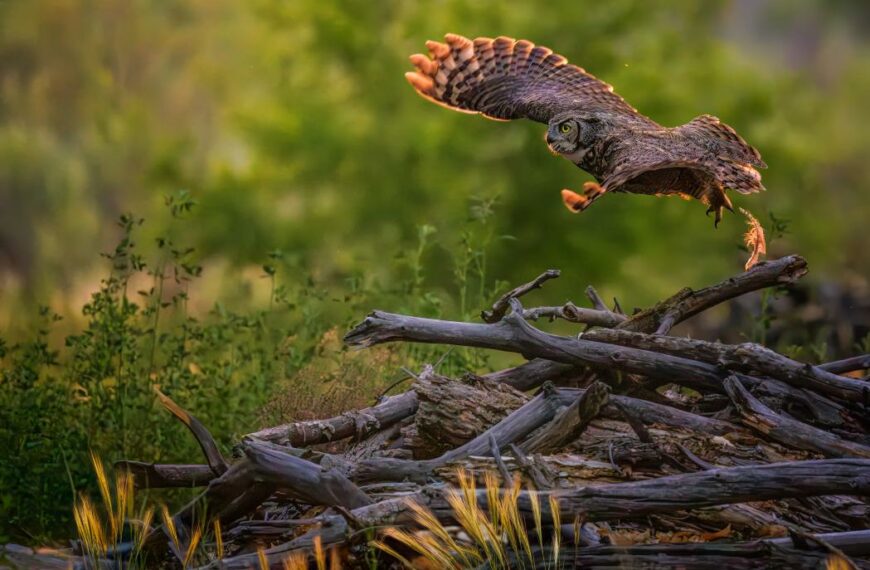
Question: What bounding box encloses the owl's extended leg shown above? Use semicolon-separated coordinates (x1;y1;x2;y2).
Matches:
561;182;607;213
705;187;734;228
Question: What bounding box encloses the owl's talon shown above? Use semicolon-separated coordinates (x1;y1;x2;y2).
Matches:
561;189;587;213
582;181;604;200
706;205;724;228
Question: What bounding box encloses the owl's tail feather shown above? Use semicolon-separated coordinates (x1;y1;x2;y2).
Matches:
677;115;766;196
716;159;766;195
678;115;766;169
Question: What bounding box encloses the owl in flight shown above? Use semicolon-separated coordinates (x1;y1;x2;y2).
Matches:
405;34;766;226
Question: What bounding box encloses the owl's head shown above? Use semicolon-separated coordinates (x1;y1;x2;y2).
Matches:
546;113;597;161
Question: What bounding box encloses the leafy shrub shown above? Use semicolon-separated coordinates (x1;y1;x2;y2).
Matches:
0;193;501;541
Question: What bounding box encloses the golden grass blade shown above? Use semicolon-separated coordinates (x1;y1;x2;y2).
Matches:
213;518;224;560
528;487;543;551
406;500;472;564
160;503;180;553
370;539;418;569
548;495;561;568
573;514;581;548
114;471;134;543
74;494;107;560
504;479;532;567
483;471;502;533
90;452;115;538
183;524;203;568
328;545;341;570
281;551;309;570
314;534;326;570
134;507;154;552
380;527;459;570
257;546;269;570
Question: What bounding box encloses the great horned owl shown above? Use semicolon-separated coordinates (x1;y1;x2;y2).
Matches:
405;34;766;226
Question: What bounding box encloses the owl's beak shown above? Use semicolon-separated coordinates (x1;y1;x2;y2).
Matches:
545;130;556;146
545;130;560;155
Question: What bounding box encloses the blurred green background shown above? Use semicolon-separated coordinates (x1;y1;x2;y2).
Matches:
1;0;868;541
2;0;869;318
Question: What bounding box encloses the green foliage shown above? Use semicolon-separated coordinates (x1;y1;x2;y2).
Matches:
0;193;504;541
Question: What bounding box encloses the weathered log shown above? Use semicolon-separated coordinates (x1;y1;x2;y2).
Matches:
218;459;870;569
418;458;870;523
723;376;870;459
113;461;215;488
154;387;228;476
461;255;811;398
404;368;528;458
487;542;862;570
481;268;560;323
345;298;763;395
521;381;611;453
619;255;808;335
355;380;744;484
523;302;627;327
353;386;566;483
246;389;419;446
480;358;579;391
242;439;372;509
584;328;867;401
821;354;870;375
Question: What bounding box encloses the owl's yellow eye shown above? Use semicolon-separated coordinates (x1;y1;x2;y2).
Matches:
559;123;571;134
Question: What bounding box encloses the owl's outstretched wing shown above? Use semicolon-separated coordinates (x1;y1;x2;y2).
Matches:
406;34;643;124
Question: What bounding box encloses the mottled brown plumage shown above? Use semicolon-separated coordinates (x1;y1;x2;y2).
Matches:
406;34;766;226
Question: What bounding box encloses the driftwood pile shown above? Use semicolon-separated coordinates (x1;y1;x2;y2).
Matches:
9;254;870;569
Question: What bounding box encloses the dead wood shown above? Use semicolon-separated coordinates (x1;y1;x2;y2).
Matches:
352;385;566;483
242;439;372;509
620;255;808;334
501;542;861;570
723;376;870;459
154;387;229;476
113;461;215;488
480;357;579;391
523;302;627;327
419;458;870;523
520;381;611;453
246;389;419;445
90;254;870;569
403;367;528;457
481;268;560;323
821;354;870;375
584;328;867;401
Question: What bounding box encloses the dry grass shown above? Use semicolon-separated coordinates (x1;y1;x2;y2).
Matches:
73;453;152;566
371;469;564;569
258;328;402;429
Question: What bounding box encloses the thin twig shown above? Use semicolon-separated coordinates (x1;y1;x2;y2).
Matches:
481;269;560;323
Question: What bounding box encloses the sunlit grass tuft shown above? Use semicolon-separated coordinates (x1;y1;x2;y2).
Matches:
73;453;150;566
371;469;563;569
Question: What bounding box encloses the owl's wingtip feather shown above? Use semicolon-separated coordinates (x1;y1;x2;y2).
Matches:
425;40;449;58
405;71;434;94
444;33;472;47
409;53;436;75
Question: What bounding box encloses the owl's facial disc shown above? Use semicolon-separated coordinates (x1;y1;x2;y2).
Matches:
546;119;581;157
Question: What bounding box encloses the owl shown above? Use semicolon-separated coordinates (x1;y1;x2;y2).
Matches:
405;34;766;226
